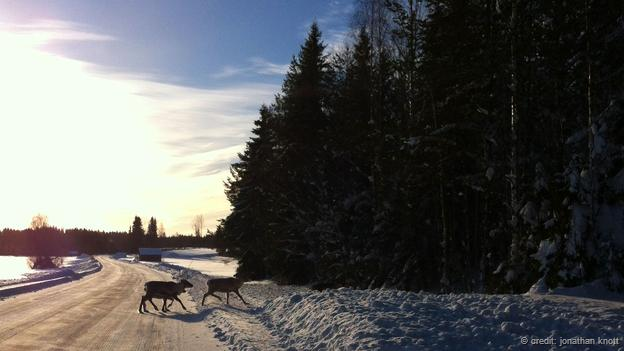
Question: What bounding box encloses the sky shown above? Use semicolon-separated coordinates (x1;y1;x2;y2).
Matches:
0;0;354;234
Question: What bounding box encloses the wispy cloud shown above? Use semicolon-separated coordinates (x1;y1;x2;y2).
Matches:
140;81;277;181
250;57;289;75
0;20;278;234
212;57;289;79
192;155;240;177
299;0;354;54
0;19;115;44
318;0;355;26
211;65;248;79
164;135;244;157
325;28;352;54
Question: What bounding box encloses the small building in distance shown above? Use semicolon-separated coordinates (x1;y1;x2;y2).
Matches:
138;247;162;262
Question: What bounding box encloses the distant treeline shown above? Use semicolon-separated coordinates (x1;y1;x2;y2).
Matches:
0;227;215;256
215;0;623;293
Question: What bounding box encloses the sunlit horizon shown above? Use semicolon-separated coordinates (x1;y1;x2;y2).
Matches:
0;0;351;235
0;21;276;234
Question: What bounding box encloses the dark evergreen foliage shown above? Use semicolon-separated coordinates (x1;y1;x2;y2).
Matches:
216;2;624;292
130;216;145;252
147;217;158;245
0;226;215;255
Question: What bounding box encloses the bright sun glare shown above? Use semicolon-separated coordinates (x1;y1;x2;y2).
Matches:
0;29;227;233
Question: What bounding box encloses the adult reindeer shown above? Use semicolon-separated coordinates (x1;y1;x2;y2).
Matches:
201;277;248;305
138;279;193;313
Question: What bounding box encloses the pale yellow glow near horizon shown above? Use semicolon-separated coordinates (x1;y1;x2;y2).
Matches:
0;28;242;234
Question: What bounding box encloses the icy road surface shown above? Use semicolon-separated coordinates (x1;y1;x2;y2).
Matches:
0;256;224;351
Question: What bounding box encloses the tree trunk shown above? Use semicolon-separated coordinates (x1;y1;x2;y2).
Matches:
508;0;520;289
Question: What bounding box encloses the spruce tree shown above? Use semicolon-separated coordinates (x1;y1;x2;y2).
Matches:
215;1;623;293
319;28;375;288
131;216;144;251
266;22;334;284
218;105;279;279
147;217;157;243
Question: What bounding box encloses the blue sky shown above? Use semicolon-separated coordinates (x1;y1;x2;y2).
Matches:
0;0;354;234
2;0;353;87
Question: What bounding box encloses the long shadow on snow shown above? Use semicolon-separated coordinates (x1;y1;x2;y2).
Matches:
155;308;215;323
150;304;257;323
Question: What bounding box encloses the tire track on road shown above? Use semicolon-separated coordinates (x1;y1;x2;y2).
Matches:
0;256;223;351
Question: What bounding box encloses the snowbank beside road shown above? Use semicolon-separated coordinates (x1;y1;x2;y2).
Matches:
528;278;624;303
0;255;101;298
123;249;624;351
123;249;305;350
62;254;102;275
262;288;624;351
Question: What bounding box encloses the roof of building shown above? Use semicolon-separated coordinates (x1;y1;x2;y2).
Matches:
138;247;162;255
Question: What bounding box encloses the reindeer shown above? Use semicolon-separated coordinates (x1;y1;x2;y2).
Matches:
138;279;193;313
201;277;248;305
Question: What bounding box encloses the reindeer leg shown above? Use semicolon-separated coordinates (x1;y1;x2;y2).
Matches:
235;289;248;305
173;296;187;310
166;298;173;310
148;297;159;311
211;293;222;301
138;296;146;313
226;292;230;305
202;291;222;305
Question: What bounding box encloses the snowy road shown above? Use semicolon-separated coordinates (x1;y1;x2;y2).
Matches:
0;256;223;351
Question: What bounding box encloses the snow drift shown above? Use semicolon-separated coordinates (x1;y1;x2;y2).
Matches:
261;288;623;351
127;249;624;351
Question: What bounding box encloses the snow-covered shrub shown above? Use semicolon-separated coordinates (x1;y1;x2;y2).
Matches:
27;256;64;269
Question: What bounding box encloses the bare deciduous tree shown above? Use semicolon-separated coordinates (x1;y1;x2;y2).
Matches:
192;214;205;237
157;222;166;237
30;213;49;230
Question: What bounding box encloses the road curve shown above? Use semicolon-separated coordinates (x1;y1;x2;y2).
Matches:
0;256;223;351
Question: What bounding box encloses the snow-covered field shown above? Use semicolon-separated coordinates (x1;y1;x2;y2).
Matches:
124;248;624;351
0;255;102;299
0;256;34;281
0;254;100;286
0;254;101;297
163;248;238;277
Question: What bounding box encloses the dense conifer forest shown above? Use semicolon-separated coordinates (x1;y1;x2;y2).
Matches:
0;216;212;255
214;0;624;293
